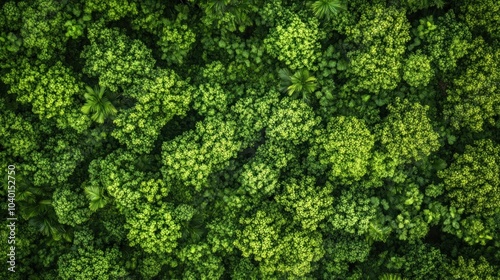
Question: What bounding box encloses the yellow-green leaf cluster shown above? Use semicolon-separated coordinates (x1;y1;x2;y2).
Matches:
264;15;323;70
310;116;374;182
379;98;440;163
345;5;410;93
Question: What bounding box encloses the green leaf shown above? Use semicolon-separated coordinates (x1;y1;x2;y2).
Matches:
447;135;456;145
81;85;117;123
404;198;414;205
311;0;345;20
337;60;348;70
84;185;102;201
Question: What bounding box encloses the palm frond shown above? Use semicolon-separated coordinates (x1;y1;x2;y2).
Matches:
207;0;228;14
84;185;108;211
311;0;345;19
84;185;103;201
81;85;117;123
278;68;292;83
379;273;405;280
279;68;293;93
278;68;318;101
27;209;65;241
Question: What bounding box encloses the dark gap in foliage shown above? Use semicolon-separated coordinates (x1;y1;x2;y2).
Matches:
143;32;166;69
134;153;162;173
314;174;328;187
436;230;478;258
105;17;133;34
174;32;205;78
63;36;89;75
163;1;187;19
152;109;203;155
179;211;209;244
0;81;32;114
109;17;168;69
66;155;90;190
207;158;240;192
163;109;202;142
237;128;267;162
81;127;122;162
405;3;450;22
477;121;500;144
424;225;444;245
378;104;390;119
206;130;267;195
110;93;136;111
348;262;358;273
238;24;256;40
433;80;447;111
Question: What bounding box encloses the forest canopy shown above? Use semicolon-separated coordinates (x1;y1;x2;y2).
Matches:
1;0;499;279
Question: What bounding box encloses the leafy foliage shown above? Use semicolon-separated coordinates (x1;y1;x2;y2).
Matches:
52;184;91;226
81;24;155;92
460;0;500;39
445;256;499;279
57;228;127;279
378;98;440;164
82;0;137;22
311;0;345;20
266;97;321;145
193;0;262;32
444;38;500;131
84;185;108;211
112;69;193;153
265;13;324;70
309;116;375;182
438;139;500;217
81;86;117;124
423;11;472;73
345;4;411;93
17;0;69;60
2;60;81;121
1;0;499;279
279;68;318;101
403;52;433;87
276;176;334;230
157;8;196;65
